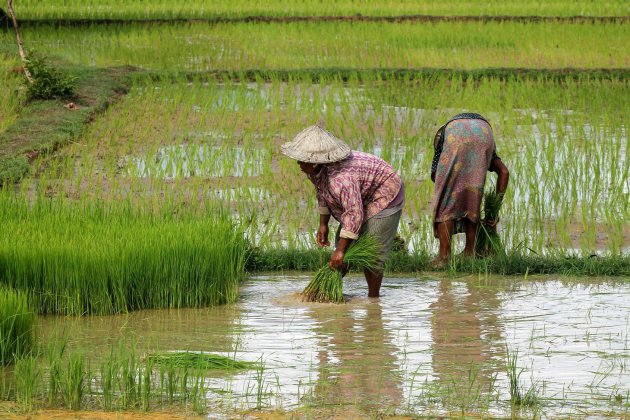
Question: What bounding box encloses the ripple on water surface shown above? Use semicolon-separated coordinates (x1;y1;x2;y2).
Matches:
39;274;630;416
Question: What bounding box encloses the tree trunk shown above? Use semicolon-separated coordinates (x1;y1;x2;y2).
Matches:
6;0;33;84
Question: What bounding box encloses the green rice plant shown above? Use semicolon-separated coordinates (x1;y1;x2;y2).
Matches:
146;351;257;371
60;351;86;410
0;196;249;315
46;337;67;406
475;190;505;257
14;354;41;411
302;235;379;303
506;348;538;408
1;21;627;71
4;73;628;268
11;0;629;20
0;287;36;365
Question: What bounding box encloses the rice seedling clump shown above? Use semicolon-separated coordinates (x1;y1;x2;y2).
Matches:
302;235;379;303
0;287;36;365
475;190;505;257
146;351;257;371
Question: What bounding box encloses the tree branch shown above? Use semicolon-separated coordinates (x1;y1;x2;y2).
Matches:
6;0;33;84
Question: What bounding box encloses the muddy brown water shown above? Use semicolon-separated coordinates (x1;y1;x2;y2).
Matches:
38;274;630;417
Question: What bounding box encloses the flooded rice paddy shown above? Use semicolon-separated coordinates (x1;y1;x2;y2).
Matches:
39;275;630;417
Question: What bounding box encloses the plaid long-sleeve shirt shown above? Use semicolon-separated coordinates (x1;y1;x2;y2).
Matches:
307;151;402;239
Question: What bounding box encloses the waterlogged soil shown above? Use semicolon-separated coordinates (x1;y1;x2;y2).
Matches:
38;275;630;417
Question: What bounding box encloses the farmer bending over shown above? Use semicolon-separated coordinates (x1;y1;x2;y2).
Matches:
430;113;509;268
281;123;404;297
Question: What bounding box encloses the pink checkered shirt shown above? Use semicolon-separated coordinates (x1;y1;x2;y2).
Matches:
308;151;402;239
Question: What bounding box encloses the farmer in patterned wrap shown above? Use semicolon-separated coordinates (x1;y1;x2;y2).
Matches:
281;123;404;297
430;113;509;268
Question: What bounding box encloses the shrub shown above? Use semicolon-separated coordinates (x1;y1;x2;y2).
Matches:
24;52;76;100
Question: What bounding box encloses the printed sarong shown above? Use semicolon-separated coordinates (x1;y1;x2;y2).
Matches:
431;118;496;237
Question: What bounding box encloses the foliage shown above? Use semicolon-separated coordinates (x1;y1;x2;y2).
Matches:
0;286;36;365
1;21;626;71
11;0;630;19
24;52;76;100
0;196;249;315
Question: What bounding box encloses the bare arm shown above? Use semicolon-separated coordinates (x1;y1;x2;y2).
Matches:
489;158;509;196
317;214;331;247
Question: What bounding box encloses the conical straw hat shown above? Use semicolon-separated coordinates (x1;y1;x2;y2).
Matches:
281;124;351;164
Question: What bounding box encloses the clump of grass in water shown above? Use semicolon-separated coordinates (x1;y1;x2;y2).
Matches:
475;191;505;257
146;351;257;371
0;287;36;365
302;235;379;303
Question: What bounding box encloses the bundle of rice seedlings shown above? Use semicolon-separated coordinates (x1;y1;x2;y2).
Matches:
146;351;257;371
475;190;505;257
302;234;379;303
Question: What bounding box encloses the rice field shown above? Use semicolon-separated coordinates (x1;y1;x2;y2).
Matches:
1;21;627;71
0;2;629;417
11;0;630;19
0;195;248;315
17;75;627;256
2;275;628;417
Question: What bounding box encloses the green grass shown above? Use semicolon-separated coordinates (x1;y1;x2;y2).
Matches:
0;54;24;136
0;62;132;183
1;21;627;71
8;340;232;413
247;248;630;277
0;196;249;315
11;0;629;19
0;287;36;365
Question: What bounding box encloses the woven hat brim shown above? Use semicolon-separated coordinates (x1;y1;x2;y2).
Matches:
281;143;351;163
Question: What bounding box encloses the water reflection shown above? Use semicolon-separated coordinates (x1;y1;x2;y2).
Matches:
35;275;630;417
429;279;504;410
307;302;402;414
39;305;242;356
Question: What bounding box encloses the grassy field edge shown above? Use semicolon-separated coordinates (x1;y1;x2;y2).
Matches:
0;65;133;183
247;248;630;277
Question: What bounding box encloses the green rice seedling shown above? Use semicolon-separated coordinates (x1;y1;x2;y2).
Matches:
0;287;36;365
2;21;627;71
0;196;249;315
302;235;379;303
14;354;41;411
146;351;257;371
60;351;86;410
189;368;208;414
140;357;153;411
475;190;505;257
506;347;538;408
12;0;629;20
99;351;116;410
47;337;67;406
